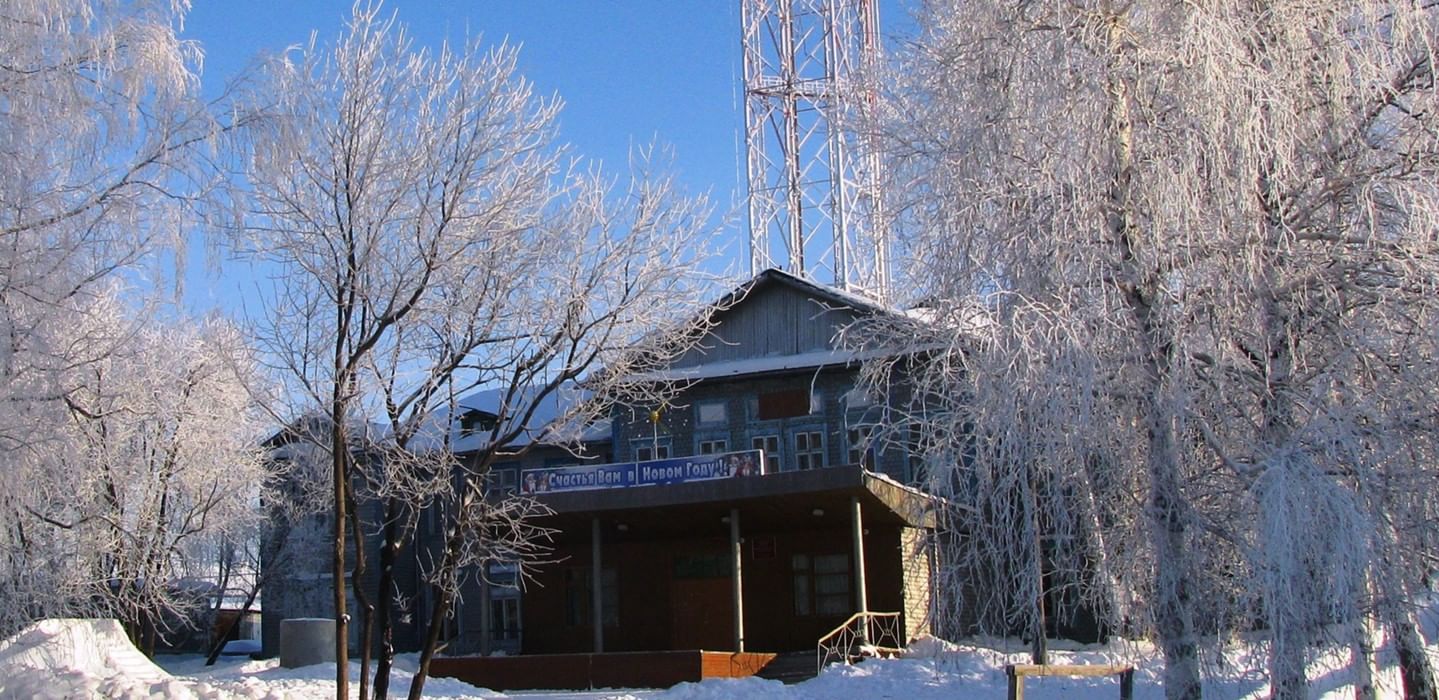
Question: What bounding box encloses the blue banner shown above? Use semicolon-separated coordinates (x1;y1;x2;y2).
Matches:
521;450;765;495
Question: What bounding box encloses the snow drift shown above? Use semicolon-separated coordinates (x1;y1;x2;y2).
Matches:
0;618;193;699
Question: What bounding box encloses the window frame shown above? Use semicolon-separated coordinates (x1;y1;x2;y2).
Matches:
632;437;672;462
791;552;851;617
697;436;729;455
695;400;729;427
792;429;826;471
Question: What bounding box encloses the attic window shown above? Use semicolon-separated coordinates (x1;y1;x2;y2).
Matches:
459;410;498;437
696;401;727;426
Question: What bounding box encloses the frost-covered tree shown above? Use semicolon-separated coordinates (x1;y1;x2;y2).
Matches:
0;0;263;644
0;0;213;398
0;297;269;646
227;6;719;698
862;0;1439;698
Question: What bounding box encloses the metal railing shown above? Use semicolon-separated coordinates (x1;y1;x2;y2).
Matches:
816;611;904;673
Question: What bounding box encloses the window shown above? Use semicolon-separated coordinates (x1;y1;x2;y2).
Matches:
564;567;618;627
698;438;728;455
695;401;728;426
842;385;874;410
484;564;522;642
634;438;671;462
847;426;875;469
794;430;825;470
792;553;850;616
491;597;520;641
751;435;779;472
459;409;498;436
757;389;813;420
486;464;518;496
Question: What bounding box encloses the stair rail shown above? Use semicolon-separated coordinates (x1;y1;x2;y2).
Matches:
815;611;903;674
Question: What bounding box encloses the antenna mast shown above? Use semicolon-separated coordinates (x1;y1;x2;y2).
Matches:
742;0;888;299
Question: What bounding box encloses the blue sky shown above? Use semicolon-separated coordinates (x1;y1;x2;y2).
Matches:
178;1;913;313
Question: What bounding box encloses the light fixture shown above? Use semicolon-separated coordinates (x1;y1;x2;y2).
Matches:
812;508;825;517
616;523;629;532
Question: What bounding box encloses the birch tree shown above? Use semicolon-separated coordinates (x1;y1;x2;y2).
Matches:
229;6;719;698
1;0;214;406
864;0;1439;697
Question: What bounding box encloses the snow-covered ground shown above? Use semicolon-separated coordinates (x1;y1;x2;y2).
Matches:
1;605;1436;699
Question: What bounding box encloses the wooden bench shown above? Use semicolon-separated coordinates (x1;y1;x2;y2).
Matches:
1005;663;1135;700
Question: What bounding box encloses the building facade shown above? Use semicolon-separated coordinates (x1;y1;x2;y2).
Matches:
262;269;940;660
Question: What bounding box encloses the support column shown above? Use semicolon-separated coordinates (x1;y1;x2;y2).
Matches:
730;508;745;652
592;517;604;653
852;496;869;644
851;497;869;600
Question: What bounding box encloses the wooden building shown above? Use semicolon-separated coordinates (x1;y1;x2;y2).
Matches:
465;269;939;658
263;269;942;677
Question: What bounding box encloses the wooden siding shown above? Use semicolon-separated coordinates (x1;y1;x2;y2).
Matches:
673;281;863;368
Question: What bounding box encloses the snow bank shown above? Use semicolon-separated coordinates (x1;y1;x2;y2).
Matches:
4;607;1438;699
0;618;182;699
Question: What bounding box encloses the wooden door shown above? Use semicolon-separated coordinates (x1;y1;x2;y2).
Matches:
669;577;733;651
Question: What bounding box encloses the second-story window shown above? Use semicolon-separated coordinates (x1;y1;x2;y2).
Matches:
847;426;876;469
695;401;728;426
698;438;728;455
751;434;780;471
794;430;825;470
634;438;671;462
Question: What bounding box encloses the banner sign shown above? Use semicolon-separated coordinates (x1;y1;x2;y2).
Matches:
521;449;765;495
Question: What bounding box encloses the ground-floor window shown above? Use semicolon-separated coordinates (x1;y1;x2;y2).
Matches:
564;567;619;627
490;596;520;642
791;553;850;616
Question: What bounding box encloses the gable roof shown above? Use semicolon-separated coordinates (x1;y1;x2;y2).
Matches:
628;268;916;383
712;267;897;319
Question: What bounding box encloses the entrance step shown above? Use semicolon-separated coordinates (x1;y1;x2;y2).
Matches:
755;651;819;684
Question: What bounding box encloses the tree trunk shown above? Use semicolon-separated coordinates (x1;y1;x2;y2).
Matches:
1349;608;1376;700
1147;428;1202;700
205;585;260;666
1384;603;1438;700
1104;8;1201;691
330;407;350;700
408;578;454;700
372;497;405;700
1268;614;1309;700
344;482;374;700
1026;468;1047;665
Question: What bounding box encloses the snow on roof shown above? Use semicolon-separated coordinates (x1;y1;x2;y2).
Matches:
407;384;610;455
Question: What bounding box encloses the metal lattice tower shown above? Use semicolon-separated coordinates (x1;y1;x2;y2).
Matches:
742;0;889;299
